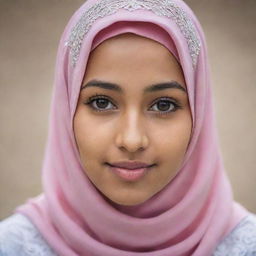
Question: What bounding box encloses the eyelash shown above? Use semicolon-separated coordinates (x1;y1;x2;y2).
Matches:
83;93;182;116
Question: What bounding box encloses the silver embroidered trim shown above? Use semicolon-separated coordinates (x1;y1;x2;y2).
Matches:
66;0;201;68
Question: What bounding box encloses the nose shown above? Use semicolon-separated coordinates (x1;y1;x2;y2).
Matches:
115;110;149;153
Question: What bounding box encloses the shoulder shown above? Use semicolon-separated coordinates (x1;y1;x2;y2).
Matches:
0;213;57;256
213;213;256;256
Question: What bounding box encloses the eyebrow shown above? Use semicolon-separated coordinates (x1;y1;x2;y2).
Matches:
81;79;187;93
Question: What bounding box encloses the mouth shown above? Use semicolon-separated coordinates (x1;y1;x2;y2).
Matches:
106;161;156;182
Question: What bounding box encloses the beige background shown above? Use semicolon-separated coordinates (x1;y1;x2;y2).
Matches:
0;0;255;220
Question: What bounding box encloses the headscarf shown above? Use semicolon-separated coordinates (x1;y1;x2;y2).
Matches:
16;0;249;255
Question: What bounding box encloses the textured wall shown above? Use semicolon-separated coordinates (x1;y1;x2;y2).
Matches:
0;0;255;219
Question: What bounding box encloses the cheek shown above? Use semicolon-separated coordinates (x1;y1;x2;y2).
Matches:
153;115;192;162
73;109;112;161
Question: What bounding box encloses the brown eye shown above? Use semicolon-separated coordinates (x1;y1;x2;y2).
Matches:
94;98;109;109
157;100;174;111
84;95;116;112
149;97;182;115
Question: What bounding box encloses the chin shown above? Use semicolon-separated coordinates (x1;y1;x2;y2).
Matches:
108;194;150;206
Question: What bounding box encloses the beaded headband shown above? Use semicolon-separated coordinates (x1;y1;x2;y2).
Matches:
65;0;201;68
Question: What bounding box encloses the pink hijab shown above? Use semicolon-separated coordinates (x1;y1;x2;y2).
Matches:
16;0;249;255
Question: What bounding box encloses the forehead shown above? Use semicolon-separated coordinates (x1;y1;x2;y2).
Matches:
82;33;186;94
91;33;172;60
85;33;183;79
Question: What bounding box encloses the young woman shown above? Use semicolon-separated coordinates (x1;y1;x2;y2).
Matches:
1;0;255;255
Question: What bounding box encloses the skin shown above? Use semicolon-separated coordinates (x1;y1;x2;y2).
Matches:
73;33;192;206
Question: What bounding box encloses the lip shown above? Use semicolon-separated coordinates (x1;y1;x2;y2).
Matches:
106;161;155;182
108;161;155;170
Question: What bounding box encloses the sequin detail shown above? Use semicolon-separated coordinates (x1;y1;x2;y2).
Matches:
66;0;201;68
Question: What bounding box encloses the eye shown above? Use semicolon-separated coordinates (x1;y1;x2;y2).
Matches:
149;98;182;115
84;95;182;115
84;95;116;112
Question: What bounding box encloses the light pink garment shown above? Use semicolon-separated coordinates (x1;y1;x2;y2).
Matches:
16;0;249;255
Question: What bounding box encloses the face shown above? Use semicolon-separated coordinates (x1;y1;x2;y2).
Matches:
73;33;192;206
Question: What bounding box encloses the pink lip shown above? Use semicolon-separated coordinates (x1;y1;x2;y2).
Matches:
108;161;154;170
108;166;151;181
